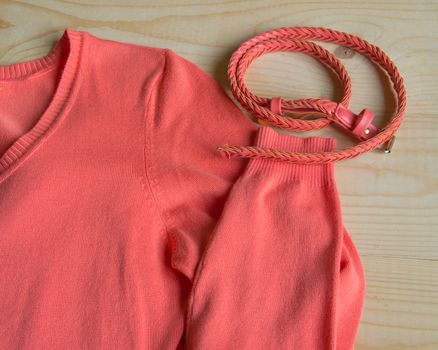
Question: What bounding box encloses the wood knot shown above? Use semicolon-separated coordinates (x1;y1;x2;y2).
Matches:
334;46;356;59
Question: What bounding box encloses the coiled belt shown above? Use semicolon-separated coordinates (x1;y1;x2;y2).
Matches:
217;27;406;164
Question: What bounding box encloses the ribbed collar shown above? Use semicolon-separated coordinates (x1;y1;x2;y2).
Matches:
0;28;85;183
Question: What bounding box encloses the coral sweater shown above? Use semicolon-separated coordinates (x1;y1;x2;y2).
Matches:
0;28;364;349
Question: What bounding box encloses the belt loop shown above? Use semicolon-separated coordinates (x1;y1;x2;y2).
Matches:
270;96;283;115
257;96;284;126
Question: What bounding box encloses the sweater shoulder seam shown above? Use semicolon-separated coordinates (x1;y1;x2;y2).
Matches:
141;49;176;238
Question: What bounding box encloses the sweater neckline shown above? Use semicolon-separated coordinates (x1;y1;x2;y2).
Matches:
0;28;84;183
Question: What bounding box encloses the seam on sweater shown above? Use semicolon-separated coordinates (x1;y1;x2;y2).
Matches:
141;49;173;245
142;48;192;280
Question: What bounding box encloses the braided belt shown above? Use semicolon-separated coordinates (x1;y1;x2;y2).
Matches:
217;27;407;164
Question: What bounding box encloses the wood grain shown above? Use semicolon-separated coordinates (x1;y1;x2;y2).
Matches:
1;0;437;348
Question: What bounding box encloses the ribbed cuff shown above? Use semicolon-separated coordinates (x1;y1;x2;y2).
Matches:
244;127;336;186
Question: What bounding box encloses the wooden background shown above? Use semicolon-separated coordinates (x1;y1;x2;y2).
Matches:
1;1;437;348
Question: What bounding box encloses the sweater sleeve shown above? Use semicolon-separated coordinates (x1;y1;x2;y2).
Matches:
184;127;365;349
145;48;365;347
145;48;258;281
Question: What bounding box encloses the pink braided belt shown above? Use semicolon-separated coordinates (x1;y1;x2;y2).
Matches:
216;27;407;164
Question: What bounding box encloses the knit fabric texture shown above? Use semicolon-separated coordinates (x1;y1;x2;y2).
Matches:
0;28;365;349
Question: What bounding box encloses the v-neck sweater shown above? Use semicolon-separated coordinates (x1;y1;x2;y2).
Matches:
0;29;365;349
